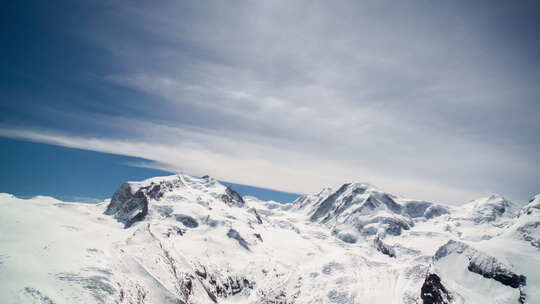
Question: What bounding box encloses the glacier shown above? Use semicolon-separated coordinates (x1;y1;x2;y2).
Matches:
0;174;539;303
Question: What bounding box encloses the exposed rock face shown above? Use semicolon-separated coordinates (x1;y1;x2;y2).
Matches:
251;208;264;224
335;231;357;244
309;183;360;221
104;176;187;227
373;236;396;258
221;187;245;207
519;194;540;217
21;287;56;304
174;214;199;228
194;266;254;301
435;240;527;289
227;228;250;250
467;262;526;289
420;273;452;304
104;182;154;228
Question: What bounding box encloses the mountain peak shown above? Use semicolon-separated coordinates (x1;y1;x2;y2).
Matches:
454;194;517;223
104;173;244;227
519;194;540;217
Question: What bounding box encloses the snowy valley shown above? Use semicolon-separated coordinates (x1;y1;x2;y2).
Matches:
1;174;539;304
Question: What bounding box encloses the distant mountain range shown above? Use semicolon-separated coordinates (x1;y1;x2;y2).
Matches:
1;173;538;303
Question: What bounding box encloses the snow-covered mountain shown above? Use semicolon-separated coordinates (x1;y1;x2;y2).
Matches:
0;174;539;304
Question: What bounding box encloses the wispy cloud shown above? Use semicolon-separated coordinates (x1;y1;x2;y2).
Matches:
0;122;517;205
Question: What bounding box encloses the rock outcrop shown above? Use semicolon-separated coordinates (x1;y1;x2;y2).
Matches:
104;182;153;228
434;240;527;302
420;273;452;304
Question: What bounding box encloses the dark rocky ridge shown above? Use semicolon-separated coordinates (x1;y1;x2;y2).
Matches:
420;273;452;304
104;182;156;228
373;236;396;258
227;228;250;250
221;187;245;207
194;266;254;302
434;240;527;302
467;262;526;289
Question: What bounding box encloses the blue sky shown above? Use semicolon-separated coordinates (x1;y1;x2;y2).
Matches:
0;137;300;202
1;1;539;204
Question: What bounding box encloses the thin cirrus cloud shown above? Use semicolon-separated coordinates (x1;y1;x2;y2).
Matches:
0;126;484;205
1;0;539;204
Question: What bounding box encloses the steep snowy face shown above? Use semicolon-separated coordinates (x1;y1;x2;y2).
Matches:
434;240;527;288
452;194;518;223
298;183;415;239
294;182;450;240
431;240;528;303
104;174;245;227
306;183;401;221
292;187;333;211
505;194;540;249
519;194;540;217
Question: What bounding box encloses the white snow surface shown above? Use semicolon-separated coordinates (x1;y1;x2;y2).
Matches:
0;174;538;304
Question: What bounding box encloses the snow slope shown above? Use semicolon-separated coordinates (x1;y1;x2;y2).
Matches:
0;174;538;304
